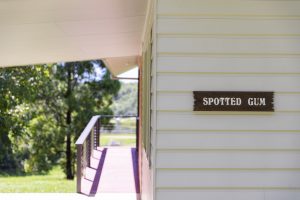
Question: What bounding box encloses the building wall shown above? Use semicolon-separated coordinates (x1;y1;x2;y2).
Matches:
155;0;300;199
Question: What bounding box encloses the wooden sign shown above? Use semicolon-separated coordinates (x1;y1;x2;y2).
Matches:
193;91;274;112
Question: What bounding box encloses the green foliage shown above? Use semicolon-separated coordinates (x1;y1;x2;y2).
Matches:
0;65;52;172
110;82;138;116
49;61;120;179
0;61;120;179
24;115;63;174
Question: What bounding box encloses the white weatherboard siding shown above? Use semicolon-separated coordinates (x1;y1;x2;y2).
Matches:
157;112;300;130
157;132;300;150
154;0;300;200
157;190;300;200
157;74;300;91
157;57;300;74
157;93;300;111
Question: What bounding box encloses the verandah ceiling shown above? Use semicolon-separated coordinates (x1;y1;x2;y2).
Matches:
0;0;147;75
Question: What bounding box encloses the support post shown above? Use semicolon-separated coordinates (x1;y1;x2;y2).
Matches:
76;144;82;193
96;119;100;147
86;134;91;167
136;117;139;150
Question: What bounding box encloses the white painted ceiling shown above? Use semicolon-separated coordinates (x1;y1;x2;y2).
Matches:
0;0;147;75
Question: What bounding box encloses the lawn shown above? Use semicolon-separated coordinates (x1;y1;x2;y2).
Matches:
100;133;136;147
0;166;75;193
0;134;135;193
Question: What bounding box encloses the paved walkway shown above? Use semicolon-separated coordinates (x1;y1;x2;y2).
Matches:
81;147;139;199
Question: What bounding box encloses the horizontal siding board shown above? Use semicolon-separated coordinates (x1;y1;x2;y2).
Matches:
157;132;300;150
156;92;197;110
157;93;300;111
266;191;300;200
156;170;300;188
156;151;300;168
157;190;264;200
158;0;300;16
157;74;300;92
158;19;300;35
157;112;300;130
157;190;300;200
157;37;300;54
157;57;300;74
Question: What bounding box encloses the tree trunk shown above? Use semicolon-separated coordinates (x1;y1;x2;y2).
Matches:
65;66;74;180
66;109;73;179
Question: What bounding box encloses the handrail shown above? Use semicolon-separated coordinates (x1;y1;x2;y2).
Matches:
75;114;138;146
75;115;100;145
76;115;101;193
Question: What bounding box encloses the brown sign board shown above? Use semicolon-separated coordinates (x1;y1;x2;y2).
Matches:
193;91;274;112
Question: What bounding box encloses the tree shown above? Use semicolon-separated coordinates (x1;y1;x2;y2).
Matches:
0;65;52;173
110;82;138;116
47;61;120;179
0;61;120;179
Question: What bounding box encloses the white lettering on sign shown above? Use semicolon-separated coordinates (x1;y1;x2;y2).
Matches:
203;97;242;106
248;98;266;106
203;97;266;106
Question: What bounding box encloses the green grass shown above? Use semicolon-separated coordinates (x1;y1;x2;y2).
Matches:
0;166;75;193
0;134;136;193
100;133;136;147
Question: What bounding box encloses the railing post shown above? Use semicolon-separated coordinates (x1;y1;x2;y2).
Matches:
96;119;100;147
93;124;97;149
136;117;139;150
86;134;91;167
76;144;82;193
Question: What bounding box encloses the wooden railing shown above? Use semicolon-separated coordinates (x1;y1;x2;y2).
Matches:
75;115;100;193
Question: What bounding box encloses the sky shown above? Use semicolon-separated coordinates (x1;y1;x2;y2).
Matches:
117;67;138;83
